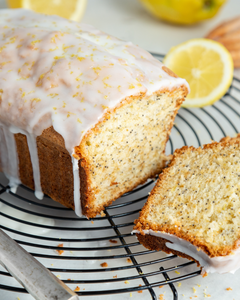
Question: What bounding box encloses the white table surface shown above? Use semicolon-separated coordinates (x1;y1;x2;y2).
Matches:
1;1;240;300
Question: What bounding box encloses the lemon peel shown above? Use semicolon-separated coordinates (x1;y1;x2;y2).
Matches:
139;0;227;25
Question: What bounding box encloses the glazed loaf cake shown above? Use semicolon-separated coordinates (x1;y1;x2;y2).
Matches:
134;135;240;274
0;9;189;218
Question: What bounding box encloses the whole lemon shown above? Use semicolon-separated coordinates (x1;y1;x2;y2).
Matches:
139;0;227;25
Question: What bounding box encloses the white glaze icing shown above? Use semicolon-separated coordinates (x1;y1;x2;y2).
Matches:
8;126;43;199
133;229;240;274
0;125;20;192
72;156;82;217
25;133;43;200
0;9;189;216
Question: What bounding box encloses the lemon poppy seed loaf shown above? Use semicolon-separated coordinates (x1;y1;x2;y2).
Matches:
0;9;189;218
134;135;240;274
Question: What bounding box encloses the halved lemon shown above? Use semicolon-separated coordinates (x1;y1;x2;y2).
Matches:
163;38;234;107
8;0;87;21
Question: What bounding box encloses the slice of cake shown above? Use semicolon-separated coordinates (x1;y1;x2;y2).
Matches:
134;135;240;274
0;9;189;218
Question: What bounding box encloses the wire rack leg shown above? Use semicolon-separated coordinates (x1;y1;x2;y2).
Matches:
160;267;178;300
104;209;157;299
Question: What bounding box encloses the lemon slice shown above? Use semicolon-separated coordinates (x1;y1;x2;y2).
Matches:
163;38;234;107
8;0;87;21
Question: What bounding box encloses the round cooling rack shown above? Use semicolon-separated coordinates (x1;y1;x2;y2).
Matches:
1;53;240;300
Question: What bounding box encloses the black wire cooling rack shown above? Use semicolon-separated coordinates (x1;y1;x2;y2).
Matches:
1;53;240;300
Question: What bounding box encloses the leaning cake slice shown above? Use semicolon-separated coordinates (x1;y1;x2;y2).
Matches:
134;135;240;274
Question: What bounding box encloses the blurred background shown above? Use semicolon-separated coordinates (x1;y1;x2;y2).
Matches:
3;0;240;74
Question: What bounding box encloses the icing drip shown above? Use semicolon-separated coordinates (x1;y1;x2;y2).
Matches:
72;157;82;217
8;126;43;200
133;229;240;274
25;133;43;200
0;125;20;192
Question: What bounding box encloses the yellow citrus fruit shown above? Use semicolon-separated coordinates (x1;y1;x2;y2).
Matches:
163;38;234;107
7;0;87;21
139;0;227;25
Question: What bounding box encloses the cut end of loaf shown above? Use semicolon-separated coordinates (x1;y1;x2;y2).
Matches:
78;86;188;218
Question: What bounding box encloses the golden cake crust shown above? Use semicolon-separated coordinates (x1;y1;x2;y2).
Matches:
136;233;201;266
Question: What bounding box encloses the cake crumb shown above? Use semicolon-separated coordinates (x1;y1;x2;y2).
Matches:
130;292;132;297
56;243;64;255
138;284;143;293
193;287;196;293
204;293;211;298
100;211;106;217
226;287;232;291
159;294;165;300
159;285;163;288
109;239;117;244
74;286;80;292
113;275;117;278
72;153;80;160
56;275;61;278
175;270;180;275
197;284;201;287
51;264;54;266
178;283;182;287
67;278;71;281
17;298;20;300
127;258;132;263
91;221;94;224
100;262;108;267
124;280;130;284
